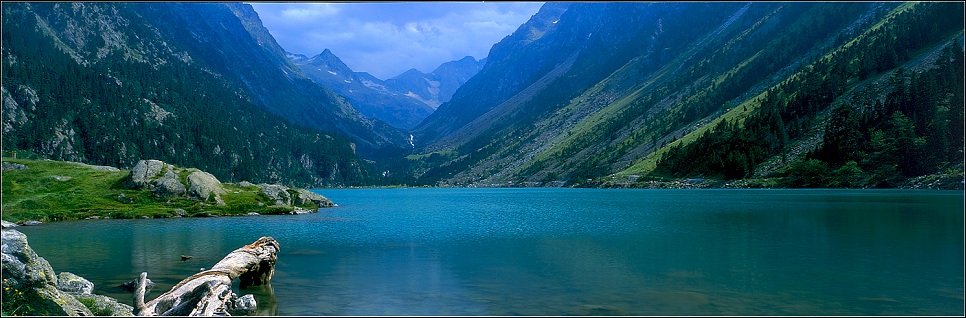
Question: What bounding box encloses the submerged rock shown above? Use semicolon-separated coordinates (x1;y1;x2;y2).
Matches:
117;277;155;293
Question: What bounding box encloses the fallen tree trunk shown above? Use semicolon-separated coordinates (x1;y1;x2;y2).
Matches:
134;237;280;316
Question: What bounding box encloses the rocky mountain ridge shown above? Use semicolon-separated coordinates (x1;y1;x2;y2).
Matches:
291;49;486;129
290;49;435;130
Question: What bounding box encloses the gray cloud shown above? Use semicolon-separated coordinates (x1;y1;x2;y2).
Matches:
249;2;544;80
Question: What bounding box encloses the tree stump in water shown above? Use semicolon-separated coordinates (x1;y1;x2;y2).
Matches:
134;237;280;316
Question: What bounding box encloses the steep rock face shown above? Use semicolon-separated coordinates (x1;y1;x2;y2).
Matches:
293;49;435;130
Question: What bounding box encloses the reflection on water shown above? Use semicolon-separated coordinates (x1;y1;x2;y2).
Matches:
15;189;965;316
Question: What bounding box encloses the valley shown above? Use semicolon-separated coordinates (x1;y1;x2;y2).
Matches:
2;2;963;190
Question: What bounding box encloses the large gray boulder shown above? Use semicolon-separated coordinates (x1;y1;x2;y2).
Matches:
187;170;227;206
128;159;166;186
128;159;187;197
1;229;92;316
257;183;293;206
56;272;93;295
295;189;336;208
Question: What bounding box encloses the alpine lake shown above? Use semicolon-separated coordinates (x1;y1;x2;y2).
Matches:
15;188;965;316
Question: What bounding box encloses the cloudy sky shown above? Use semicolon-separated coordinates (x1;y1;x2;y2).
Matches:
249;2;544;80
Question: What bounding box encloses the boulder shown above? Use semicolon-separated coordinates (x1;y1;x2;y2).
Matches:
1;161;28;171
22;220;42;226
128;159;166;187
128;159;186;197
56;272;93;294
71;293;135;316
257;183;293;206
1;220;18;229
187;171;226;206
228;293;257;316
292;207;313;215
295;189;336;208
239;181;255;188
1;229;92;316
155;169;187;196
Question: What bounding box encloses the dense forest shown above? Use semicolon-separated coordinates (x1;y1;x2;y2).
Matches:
1;4;369;187
651;2;964;188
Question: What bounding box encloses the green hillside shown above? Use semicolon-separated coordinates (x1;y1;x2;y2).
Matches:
1;158;330;223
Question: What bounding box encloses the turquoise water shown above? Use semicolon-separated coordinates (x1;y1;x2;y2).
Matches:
14;188;965;315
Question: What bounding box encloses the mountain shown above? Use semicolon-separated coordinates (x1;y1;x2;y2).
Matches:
1;2;408;186
405;2;964;188
291;49;435;130
384;56;487;109
291;50;486;129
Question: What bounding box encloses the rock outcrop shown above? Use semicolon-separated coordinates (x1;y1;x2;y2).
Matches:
256;183;335;208
186;170;227;206
1;161;29;171
1;227;140;316
126;159;335;213
128;159;187;197
55;272;93;294
1;229;95;315
127;159;228;206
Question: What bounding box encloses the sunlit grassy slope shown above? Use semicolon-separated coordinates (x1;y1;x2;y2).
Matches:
1;158;321;223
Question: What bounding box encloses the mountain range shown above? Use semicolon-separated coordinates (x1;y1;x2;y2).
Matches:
2;2;963;189
289;49;485;129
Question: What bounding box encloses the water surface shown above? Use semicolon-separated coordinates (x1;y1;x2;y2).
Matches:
15;188;965;315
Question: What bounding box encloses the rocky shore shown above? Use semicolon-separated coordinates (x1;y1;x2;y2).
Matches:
2;221;268;316
2;222;135;316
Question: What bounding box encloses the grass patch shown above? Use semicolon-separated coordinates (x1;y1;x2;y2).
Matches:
1;158;320;223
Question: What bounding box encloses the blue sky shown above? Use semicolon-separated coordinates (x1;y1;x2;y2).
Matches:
249;2;544;80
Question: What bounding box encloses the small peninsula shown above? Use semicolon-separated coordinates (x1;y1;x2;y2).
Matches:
1;158;336;224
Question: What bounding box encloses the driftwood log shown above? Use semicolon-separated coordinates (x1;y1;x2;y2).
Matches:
134;237;280;316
